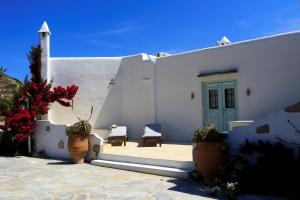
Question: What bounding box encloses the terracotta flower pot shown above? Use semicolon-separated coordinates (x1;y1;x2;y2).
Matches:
195;142;225;185
68;135;89;164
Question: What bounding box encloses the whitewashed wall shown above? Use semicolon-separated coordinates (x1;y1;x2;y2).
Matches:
154;32;300;141
228;107;300;153
49;57;123;127
119;55;156;139
47;32;300;142
35;120;70;159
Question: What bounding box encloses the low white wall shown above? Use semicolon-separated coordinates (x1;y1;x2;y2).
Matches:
35;120;70;159
35;120;104;160
228;106;300;153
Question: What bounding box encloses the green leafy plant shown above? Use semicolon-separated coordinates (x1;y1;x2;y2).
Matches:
66;120;92;138
193;124;227;143
212;140;300;199
0;131;17;155
239;140;299;198
212;155;250;200
27;45;42;83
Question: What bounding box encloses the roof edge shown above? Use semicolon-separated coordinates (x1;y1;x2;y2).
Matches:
157;30;300;60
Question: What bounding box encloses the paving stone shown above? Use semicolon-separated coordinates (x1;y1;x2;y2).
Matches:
0;156;217;200
89;192;107;200
73;194;88;200
153;192;174;200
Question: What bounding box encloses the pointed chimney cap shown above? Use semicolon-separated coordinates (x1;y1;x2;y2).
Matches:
38;21;51;35
217;36;231;46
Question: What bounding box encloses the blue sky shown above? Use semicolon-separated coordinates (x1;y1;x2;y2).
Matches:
1;0;300;81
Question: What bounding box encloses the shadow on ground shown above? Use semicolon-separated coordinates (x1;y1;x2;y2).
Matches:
137;141;159;147
47;160;73;165
167;179;213;198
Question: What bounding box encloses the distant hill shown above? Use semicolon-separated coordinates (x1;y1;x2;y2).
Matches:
0;75;22;100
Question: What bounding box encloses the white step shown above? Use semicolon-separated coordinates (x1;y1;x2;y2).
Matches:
91;159;191;179
98;153;195;169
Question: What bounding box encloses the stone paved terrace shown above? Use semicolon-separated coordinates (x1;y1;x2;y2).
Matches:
102;141;193;161
0;156;288;200
0;156;212;200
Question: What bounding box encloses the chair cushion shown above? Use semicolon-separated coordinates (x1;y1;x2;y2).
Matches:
108;126;127;137
143;124;162;137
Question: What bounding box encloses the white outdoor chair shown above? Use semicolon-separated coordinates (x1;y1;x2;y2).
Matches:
142;123;162;147
108;126;128;146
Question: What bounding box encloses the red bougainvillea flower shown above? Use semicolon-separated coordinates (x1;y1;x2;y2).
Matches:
0;79;78;142
3;108;35;142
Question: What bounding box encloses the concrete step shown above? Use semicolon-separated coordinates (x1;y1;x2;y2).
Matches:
91;159;191;179
98;153;195;169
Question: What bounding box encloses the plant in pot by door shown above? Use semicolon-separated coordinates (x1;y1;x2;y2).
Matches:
66;102;93;164
193;124;228;185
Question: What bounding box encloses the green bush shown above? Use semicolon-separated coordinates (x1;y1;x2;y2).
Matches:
193;124;227;143
212;155;250;200
0;131;17;155
0;131;29;156
239;140;299;198
213;140;300;199
66;120;92;138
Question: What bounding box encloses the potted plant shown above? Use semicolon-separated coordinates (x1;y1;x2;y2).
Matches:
193;124;228;184
66;102;93;164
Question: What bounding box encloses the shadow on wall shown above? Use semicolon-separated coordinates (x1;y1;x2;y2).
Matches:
93;55;157;140
93;65;123;129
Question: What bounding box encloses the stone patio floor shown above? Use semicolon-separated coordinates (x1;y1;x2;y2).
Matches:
0;156;287;200
102;141;193;161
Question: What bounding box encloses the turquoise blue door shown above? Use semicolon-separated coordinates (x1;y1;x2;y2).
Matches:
202;80;237;132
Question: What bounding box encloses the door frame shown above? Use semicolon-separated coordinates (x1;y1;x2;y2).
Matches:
201;78;238;132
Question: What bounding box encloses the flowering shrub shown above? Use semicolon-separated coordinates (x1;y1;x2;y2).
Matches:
0;80;78;142
212;155;250;200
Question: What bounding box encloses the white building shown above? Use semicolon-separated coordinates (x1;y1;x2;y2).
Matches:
37;21;300;148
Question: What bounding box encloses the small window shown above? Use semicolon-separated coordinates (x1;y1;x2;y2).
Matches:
225;88;235;108
209;89;218;109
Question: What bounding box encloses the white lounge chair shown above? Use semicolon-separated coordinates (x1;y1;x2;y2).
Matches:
142;124;162;147
108;126;128;146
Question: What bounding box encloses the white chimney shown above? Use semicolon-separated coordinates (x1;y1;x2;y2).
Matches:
38;21;51;82
217;36;231;46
